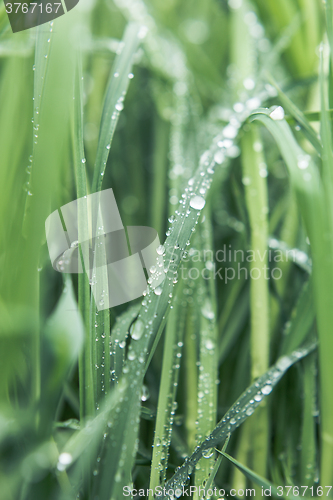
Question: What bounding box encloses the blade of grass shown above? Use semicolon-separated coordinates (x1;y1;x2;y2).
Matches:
148;283;186;498
267;76;322;154
161;341;316;498
73;54;93;420
219;451;304;500
92;22;142;193
241;125;269;484
193;210;219;498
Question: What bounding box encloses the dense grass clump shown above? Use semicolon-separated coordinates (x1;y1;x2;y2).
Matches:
1;0;333;499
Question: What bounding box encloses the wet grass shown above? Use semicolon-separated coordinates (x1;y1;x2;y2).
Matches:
0;0;332;499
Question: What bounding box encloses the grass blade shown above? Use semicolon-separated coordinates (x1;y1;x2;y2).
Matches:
161;341;316;497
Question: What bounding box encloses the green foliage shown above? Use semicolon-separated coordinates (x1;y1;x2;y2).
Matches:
0;0;332;499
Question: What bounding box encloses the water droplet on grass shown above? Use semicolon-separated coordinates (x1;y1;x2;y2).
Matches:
246;407;254;416
189;196;205;210
141;385;150;401
156;245;165;255
214;151;225;164
297;154;310;170
261;385;272;395
202;448;214;458
270;106;285;120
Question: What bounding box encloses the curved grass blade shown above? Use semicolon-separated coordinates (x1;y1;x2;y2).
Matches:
267;76;322;154
160;341;317;498
92;23;142;193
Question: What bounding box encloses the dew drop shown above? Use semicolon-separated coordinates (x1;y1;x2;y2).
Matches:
57;452;72;471
297;154;310;170
261;385;272;395
270;106;285;121
141;385;150;401
128;350;136;360
214;151;225;165
154;286;162;296
205;339;214;350
189;195;206;210
202;448;214;458
156;245;165;255
130;319;144;340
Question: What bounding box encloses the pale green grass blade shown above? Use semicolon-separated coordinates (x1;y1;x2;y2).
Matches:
240;125;270;487
92;22;141;193
249;108;333;485
89;23;141;416
280;280;314;356
193;212;219;498
268;77;322;154
40;277;84;428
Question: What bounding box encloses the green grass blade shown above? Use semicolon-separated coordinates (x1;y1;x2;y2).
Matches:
268;77;322;154
193;212;219;497
161;341;316;497
250;108;333;485
73;54;93;420
92;23;141;193
148;287;186;497
219;451;302;500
